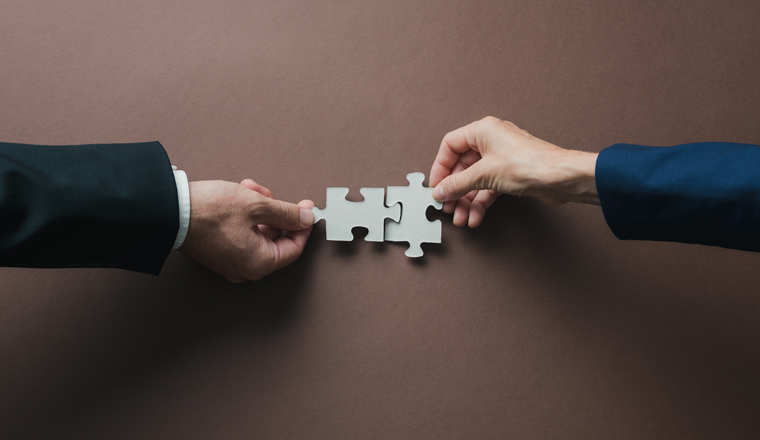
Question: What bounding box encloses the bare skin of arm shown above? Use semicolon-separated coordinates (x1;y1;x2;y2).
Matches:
430;116;599;228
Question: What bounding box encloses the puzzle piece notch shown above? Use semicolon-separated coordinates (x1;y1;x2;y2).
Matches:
312;187;400;242
385;172;443;257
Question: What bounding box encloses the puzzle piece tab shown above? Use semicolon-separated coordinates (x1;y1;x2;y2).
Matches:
385;172;443;257
312;187;400;242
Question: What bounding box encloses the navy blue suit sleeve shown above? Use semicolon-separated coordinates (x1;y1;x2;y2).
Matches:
0;142;179;275
596;142;760;253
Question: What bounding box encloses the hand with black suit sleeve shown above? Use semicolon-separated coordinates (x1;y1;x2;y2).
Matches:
178;179;314;282
0;141;314;280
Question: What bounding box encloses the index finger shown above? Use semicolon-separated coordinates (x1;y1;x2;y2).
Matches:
429;122;481;187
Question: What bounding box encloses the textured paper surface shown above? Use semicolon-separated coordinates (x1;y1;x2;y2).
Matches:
1;1;760;438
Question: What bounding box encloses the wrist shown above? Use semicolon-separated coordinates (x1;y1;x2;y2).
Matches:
541;150;599;205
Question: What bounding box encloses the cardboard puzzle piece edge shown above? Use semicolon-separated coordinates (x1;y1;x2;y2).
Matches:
385;172;443;257
312;172;442;256
312;187;400;242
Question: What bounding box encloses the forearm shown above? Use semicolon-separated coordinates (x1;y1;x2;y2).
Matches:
596;142;760;252
0;142;179;274
536;150;599;205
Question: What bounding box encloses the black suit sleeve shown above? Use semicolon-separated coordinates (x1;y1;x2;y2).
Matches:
0;141;179;275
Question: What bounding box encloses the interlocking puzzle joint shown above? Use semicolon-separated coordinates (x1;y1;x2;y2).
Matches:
312;172;442;257
385;172;443;257
312;187;400;242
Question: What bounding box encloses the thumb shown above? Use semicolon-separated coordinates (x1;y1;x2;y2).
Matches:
433;162;488;202
252;196;314;231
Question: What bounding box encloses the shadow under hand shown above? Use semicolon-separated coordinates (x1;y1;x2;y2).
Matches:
166;229;324;335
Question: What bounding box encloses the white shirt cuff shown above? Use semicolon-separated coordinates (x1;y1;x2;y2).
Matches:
172;166;190;249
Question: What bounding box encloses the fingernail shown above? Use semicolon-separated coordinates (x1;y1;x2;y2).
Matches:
300;208;314;226
434;185;447;201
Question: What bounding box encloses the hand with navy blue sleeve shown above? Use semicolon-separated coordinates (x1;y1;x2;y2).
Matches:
431;116;760;254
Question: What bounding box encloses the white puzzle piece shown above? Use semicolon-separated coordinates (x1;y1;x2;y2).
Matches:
312;187;401;242
385;172;443;257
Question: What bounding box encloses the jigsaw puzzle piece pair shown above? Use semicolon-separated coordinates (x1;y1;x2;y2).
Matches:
312;172;443;257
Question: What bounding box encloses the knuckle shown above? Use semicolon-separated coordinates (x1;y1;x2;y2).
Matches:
442;130;458;146
249;198;270;218
445;175;461;195
472;175;486;191
273;203;291;224
470;200;485;213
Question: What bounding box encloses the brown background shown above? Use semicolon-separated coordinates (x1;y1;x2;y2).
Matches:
1;0;759;438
